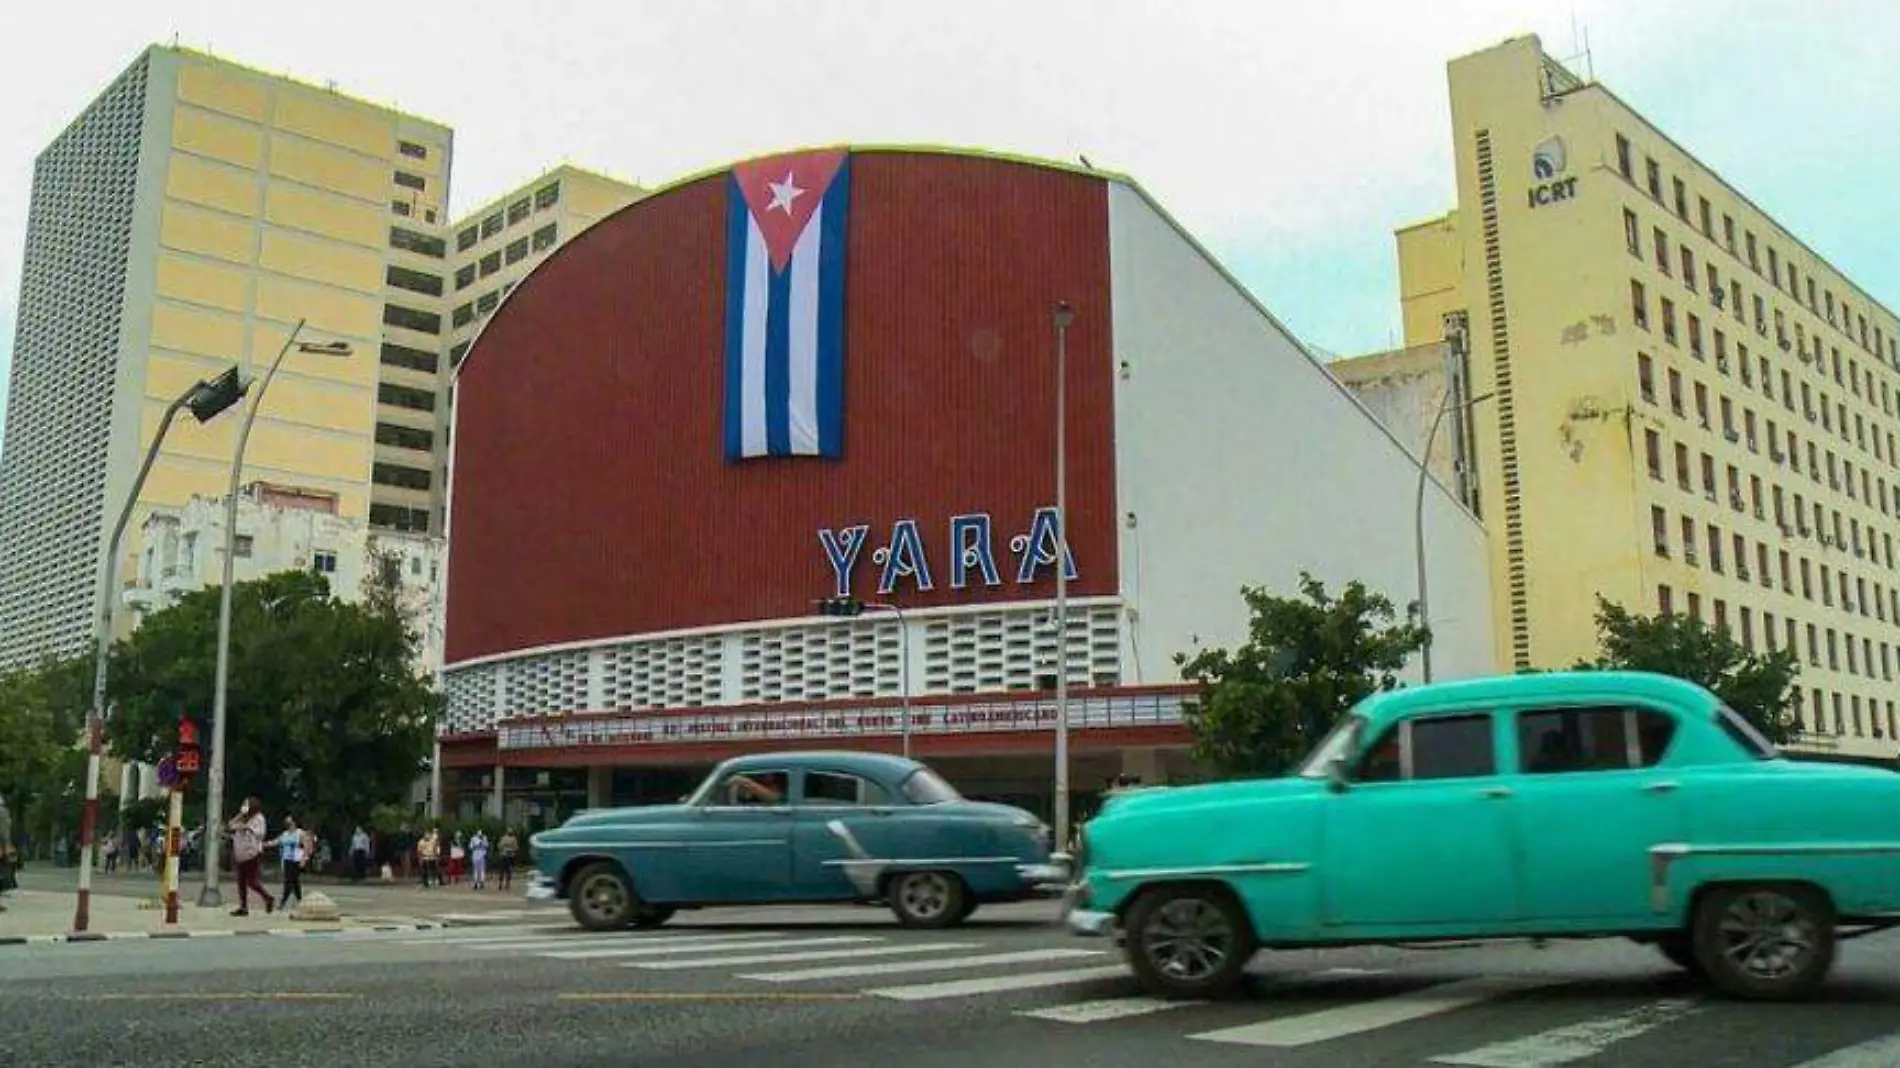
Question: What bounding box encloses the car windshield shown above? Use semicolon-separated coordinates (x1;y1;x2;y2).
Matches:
1297;715;1364;778
899;767;962;805
683;765;729;806
1715;703;1781;760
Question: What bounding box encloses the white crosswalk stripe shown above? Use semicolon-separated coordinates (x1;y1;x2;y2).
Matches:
1787;1034;1900;1068
1429;998;1702;1067
543;935;879;961
864;965;1132;1002
632;942;980;971
1016;966;1393;1025
740;947;1107;984
1189;976;1563;1048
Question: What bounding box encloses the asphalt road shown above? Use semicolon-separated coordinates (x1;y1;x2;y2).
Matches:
3;902;1898;1068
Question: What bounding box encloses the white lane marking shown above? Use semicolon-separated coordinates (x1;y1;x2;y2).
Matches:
740;948;1106;984
1429;998;1702;1066
1190;976;1561;1048
1020;996;1192;1023
459;932;781;952
1017;965;1393;1025
1788;1034;1900;1068
397;929;587;946
865;965;1132;1002
633;943;980;971
544;936;879;961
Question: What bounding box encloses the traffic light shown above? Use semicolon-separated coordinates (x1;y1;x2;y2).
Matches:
816;597;865;617
175;715;202;778
185;368;250;423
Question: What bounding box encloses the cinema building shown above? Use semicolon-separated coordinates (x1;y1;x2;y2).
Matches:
433;147;1496;827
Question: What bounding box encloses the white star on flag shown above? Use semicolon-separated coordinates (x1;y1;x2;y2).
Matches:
765;171;805;214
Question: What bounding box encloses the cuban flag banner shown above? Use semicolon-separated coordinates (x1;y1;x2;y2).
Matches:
724;149;851;461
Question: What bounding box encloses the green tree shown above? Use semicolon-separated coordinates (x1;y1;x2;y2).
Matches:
1175;573;1430;778
103;569;438;839
1576;596;1802;744
0;656;90;853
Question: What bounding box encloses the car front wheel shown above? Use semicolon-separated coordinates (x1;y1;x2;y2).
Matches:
887;870;968;929
1691;883;1835;1001
1124;884;1256;1000
568;862;636;931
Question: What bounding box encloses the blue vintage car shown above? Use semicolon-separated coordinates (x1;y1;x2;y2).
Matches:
1065;671;1900;1002
528;751;1065;929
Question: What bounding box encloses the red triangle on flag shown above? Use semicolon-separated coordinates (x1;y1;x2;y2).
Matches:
732;149;847;272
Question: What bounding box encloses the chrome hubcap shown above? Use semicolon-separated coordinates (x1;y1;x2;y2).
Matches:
898;873;951;918
1719;891;1816;981
1143;898;1234;982
579;873;628;921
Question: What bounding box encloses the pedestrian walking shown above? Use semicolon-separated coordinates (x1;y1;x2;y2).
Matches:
416;827;441;888
349;825;371;883
103;830;119;874
496;828;519;893
468;829;490;889
226;797;275;916
274;816;306;911
447;832;466;885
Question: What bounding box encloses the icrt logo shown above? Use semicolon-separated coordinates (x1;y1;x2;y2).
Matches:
1532;137;1568;180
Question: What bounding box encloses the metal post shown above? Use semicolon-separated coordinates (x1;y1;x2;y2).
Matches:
1052;302;1074;855
1415;388;1493;684
162;788;183;924
77;390;196;933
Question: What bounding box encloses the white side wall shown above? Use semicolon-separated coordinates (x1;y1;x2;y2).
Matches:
1107;183;1496;685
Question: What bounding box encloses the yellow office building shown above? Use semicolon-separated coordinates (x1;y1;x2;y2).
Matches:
1360;35;1900;761
0;46;454;667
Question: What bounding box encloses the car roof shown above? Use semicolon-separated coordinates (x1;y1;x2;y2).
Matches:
717;750;926;780
1354;670;1720;730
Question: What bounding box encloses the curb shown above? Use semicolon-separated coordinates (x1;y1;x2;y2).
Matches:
0;920;446;946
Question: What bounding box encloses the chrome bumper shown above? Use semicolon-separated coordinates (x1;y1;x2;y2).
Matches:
1065;907;1117;937
525;874;559;904
1017;861;1071;886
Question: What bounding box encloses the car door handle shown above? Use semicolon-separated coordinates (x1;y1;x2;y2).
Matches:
1479;786;1513;800
1642;781;1680;794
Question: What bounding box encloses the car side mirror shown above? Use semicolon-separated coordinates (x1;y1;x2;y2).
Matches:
1325;757;1351;793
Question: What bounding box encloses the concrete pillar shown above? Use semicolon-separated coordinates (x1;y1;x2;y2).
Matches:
490;764;505;819
586;766;610;810
428;740;443;819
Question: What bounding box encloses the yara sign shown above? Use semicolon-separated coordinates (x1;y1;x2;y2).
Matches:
820;507;1079;597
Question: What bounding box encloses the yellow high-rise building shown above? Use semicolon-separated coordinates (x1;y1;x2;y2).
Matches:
0;45;453;668
1374;35;1900;761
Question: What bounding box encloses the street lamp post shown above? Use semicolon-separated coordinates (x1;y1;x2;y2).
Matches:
198;320;351;907
1051;301;1074;856
74;370;253;932
1414;388;1494;683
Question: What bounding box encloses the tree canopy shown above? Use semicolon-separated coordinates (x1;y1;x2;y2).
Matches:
1176;572;1429;778
1577;595;1802;744
104;568;438;835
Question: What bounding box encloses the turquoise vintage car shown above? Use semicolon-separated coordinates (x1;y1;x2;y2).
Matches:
528;751;1065;929
1065;671;1900;1002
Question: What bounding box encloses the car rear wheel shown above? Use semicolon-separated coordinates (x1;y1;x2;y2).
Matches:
631;904;675;929
1124;884;1256;1000
1691;883;1835;1001
887;870;968;929
569;862;636;931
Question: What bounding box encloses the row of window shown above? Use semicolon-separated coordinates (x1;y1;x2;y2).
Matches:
372;462;431;492
453;224;558;291
451;282;517;328
383;302;440;336
454;182;562;252
1615;132;1897;371
374;421;433;452
369;503;430;533
1639;414;1900;569
1355;705;1685;783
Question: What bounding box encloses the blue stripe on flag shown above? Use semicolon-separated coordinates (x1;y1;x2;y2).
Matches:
763;255;793;455
815;159;850;458
722;176;749;462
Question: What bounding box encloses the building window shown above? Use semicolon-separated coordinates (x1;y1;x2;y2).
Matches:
481;213;503;238
377;383;436;412
1672;177;1687;219
456;226;479;252
382;303;441;335
1638;352;1656;403
1645;157;1661;200
394;171;426;192
1657;583;1673;615
476;291;500;316
373;463;432;491
535;182;561;210
452;304;474;327
505;238;529;264
389;227;445;259
532;223;557;251
379;342;439;375
386;265;444;297
1624;209;1641;258
479;251;501;277
1632;280;1649;330
375;422;434;451
1644;429;1663;479
398;140;428;160
455;264;476;290
233;535;254;558
312;550;338;575
391;200;412;217
1651;505;1669;553
508;198;531;225
450;341;471;366
369;504;431;533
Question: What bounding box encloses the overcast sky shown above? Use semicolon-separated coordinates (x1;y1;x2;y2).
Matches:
1;0;1896;456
